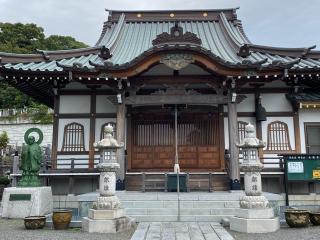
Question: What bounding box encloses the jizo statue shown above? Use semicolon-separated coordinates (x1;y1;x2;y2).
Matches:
18;128;43;187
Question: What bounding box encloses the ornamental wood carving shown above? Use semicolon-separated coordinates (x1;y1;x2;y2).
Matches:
160;54;195;70
152;22;202;46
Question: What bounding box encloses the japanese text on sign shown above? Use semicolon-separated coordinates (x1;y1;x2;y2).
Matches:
288;162;304;173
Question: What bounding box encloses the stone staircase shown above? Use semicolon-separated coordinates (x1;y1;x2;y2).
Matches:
120;192;240;222
78;191;278;223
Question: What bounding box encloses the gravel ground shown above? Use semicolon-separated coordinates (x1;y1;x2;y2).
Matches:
228;225;320;240
0;219;136;240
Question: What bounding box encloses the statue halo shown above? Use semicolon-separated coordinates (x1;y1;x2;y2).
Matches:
24;128;44;145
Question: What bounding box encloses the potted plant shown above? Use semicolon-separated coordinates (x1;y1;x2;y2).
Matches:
0;175;10;200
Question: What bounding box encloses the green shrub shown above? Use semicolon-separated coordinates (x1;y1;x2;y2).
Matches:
0;176;10;186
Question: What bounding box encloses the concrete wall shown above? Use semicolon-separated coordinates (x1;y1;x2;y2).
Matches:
0;121;52;147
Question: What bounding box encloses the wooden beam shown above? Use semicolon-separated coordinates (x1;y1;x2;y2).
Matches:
125;94;229;105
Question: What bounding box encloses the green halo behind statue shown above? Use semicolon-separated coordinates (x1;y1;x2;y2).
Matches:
18;128;44;187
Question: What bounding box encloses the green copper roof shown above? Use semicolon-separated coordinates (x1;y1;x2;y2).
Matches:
1;9;320;72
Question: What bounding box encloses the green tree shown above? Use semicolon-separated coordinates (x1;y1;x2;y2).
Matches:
0;132;9;150
0;23;88;111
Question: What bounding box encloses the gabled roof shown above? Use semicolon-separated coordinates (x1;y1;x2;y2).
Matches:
1;8;320;73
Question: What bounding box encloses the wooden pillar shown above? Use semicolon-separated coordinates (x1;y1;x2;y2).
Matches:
116;103;126;182
51;95;60;169
218;105;225;170
228;101;240;190
256;121;264;160
88;91;96;169
293;110;301;153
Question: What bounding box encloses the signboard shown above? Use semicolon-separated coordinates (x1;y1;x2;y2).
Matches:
9;194;31;201
285;155;320;181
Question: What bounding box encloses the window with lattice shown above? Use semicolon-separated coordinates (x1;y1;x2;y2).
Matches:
100;122;117;140
62;122;85;152
267;121;292;151
238;121;248;143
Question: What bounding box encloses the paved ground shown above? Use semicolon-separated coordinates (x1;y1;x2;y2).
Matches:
2;219;320;240
131;222;234;240
0;219;135;240
228;225;320;240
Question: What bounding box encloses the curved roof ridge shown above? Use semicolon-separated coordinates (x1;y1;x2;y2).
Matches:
105;8;239;13
0;46;101;64
241;44;320;59
100;13;126;51
218;12;243;52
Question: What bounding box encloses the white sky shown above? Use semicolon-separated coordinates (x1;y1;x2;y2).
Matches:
0;0;319;49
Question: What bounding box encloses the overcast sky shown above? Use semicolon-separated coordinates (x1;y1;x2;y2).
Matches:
0;0;319;49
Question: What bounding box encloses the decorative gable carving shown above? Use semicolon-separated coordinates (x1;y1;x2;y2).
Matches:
152;22;202;46
160;54;194;70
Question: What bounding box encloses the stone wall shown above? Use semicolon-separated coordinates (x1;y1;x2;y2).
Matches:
0;118;53;147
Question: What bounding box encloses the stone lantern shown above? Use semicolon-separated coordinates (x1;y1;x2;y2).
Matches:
238;123;265;199
230;123;279;233
82;124;134;233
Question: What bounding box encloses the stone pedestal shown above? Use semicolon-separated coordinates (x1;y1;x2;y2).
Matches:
231;215;279;233
230;194;279;233
1;187;52;218
82;215;135;233
82;189;135;233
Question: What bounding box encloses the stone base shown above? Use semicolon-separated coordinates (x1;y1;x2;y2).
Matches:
88;208;125;220
240;195;269;209
93;195;120;210
230;216;280;233
236;208;274;219
82;216;135;233
1;187;52;219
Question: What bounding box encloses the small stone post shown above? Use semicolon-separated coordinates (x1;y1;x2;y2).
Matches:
82;124;135;233
230;123;279;233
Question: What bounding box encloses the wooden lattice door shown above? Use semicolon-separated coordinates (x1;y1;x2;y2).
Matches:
130;110;221;171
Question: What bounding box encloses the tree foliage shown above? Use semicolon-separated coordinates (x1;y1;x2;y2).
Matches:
0;22;88;110
0;132;9;150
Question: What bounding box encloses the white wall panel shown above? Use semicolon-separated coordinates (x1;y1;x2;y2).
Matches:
96;95;117;113
261;93;292;112
60;95;90;114
237;94;255;112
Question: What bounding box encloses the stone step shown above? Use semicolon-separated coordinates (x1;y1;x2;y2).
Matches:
121;200;240;209
126;208;239;216
129;215;234;222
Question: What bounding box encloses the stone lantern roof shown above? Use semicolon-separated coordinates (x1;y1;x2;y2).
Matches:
93;124;123;149
237;123;265;149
